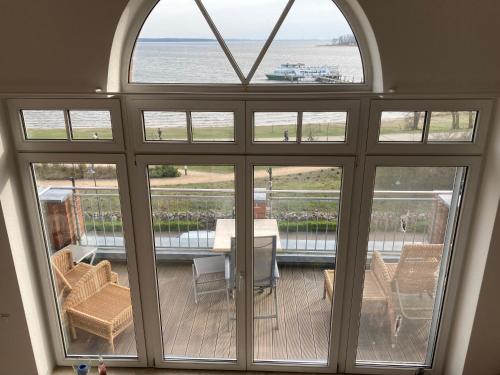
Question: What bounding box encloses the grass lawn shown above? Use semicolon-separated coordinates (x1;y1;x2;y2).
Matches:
152;167;343;191
27;127;113;140
379;112;475;139
25;112;475;142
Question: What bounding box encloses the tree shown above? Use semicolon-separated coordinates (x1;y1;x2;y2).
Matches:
452;112;460;130
468;111;475;129
406;112;421;130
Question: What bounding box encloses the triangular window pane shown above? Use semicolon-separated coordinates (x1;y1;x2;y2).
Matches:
252;0;364;84
130;0;240;83
201;0;289;77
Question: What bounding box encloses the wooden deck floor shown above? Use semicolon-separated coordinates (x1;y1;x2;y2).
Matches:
64;262;429;364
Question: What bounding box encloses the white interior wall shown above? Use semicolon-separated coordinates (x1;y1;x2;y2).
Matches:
0;101;53;374
446;99;500;375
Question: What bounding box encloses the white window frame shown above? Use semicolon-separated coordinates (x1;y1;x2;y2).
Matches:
126;98;245;154
246;100;361;155
17;152;147;367
129;154;247;370
344;156;482;375
8;94;492;374
244;155;355;373
366;99;493;155
8;99;125;152
118;0;375;94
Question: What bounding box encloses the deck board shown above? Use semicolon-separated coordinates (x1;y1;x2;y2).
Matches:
64;262;433;364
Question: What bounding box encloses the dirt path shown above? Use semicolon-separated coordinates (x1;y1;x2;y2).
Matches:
38;166;329;188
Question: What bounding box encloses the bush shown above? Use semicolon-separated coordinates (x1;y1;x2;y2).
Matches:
149;165;181;178
34;163;117;180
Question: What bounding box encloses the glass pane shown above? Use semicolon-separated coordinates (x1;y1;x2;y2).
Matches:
143;111;188;141
32;163;138;357
130;0;240;83
301;112;347;142
252;0;364;84
202;0;289;76
427;111;477;142
254;112;297;142
356;166;466;366
378;111;425;142
69;110;113;140
22;110;67;140
147;164;237;360
191;112;234;142
252;166;342;363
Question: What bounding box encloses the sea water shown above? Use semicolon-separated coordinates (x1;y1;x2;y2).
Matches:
28;41;405;129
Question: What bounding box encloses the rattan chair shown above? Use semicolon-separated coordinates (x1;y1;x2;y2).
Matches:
51;249;93;296
374;243;443;345
64;260;133;352
51;249;118;297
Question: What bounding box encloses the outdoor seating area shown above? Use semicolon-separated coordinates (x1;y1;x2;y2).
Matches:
324;243;443;348
36;164;452;363
51;249;133;353
61;260;432;362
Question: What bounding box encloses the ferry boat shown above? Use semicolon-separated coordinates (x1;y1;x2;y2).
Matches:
265;63;341;82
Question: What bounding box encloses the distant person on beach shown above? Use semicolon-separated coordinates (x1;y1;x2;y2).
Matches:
284;130;289;141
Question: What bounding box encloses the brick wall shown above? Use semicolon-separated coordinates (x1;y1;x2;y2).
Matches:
429;195;450;244
43;194;85;251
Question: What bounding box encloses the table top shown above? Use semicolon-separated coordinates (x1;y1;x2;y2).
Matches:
64;244;98;263
212;219;282;253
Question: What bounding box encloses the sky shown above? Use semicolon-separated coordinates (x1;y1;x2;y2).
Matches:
139;0;354;40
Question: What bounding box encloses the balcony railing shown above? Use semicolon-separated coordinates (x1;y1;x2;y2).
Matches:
39;186;451;260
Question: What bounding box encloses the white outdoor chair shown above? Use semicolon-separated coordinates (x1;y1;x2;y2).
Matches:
192;255;227;303
192;251;234;328
253;235;280;329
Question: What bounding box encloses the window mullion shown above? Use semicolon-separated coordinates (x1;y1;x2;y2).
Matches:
64;109;72;141
194;0;246;84
186;111;193;143
245;0;295;84
423;111;431;143
296;111;303;143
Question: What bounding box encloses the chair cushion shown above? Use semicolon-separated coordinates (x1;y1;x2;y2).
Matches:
71;283;131;323
65;263;93;287
385;263;398;281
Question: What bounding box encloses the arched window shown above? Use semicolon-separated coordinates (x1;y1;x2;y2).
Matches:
129;0;365;85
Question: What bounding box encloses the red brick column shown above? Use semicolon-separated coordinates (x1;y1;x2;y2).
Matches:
428;194;450;244
41;189;85;251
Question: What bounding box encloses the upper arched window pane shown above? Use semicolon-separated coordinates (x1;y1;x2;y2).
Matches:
130;0;365;85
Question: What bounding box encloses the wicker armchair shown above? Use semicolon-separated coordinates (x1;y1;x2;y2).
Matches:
51;249;118;297
374;243;443;345
51;249;93;296
64;260;133;352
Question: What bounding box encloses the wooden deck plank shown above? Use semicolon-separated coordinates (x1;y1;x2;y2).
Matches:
199;289;224;358
272;277;288;360
289;266;315;361
163;263;193;356
280;265;302;360
185;291;216;358
253;288;266;360
259;287;274;360
157;262;183;345
214;293;231;358
315;267;333;359
304;266;330;361
170;279;199;356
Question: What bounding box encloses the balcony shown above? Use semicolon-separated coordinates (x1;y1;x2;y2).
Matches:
39;186;450;261
40;185;449;363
